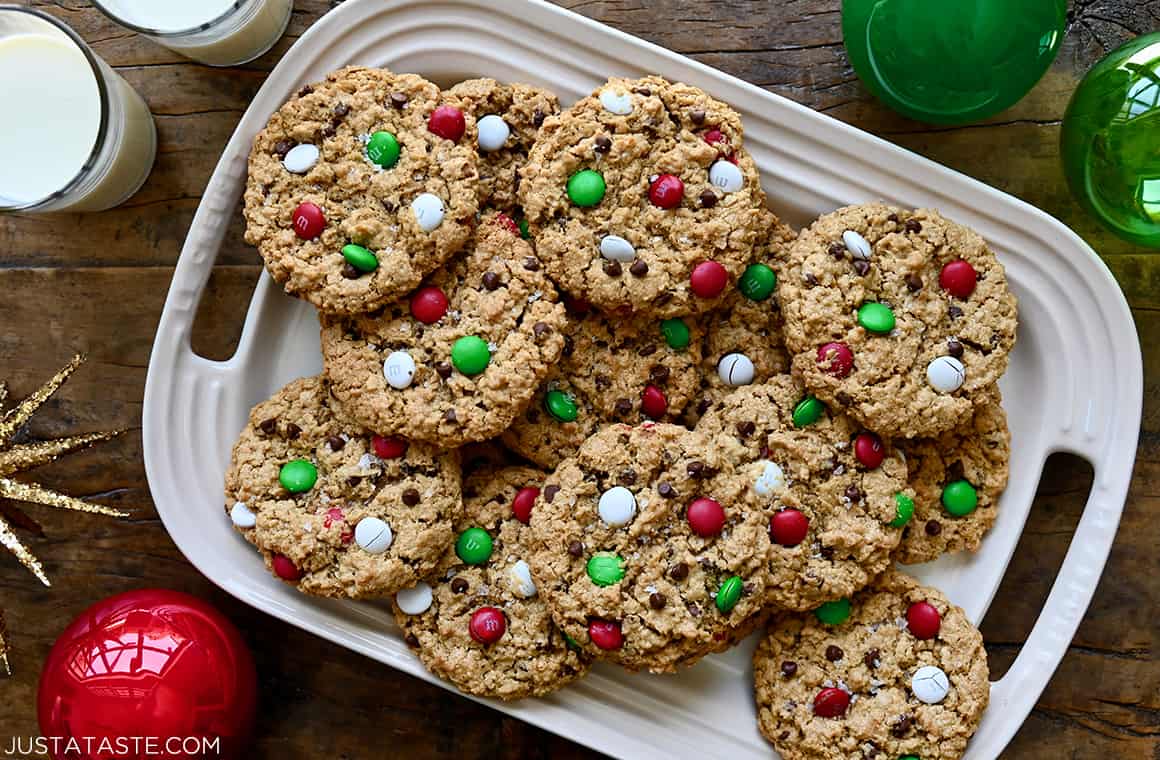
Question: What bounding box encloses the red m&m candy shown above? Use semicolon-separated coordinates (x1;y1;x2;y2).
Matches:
687;497;726;537
649;174;684;208
512;487;539;524
939;259;978;299
690;260;728;298
292;201;325;240
272;554;302;582
469;607;507;644
588;619;623;650
427;105;466;142
770;509;809;547
816;342;854;378
703;129;727;146
854;433;885;469
410;286;449;324
813;687;850;718
641;385;668;419
906;601;941;640
494;213;519;234
372;435;407;459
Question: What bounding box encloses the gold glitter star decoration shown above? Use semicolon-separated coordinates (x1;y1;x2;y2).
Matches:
0;355;127;587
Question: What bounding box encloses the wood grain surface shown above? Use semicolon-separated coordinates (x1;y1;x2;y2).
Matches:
1;1;1156;758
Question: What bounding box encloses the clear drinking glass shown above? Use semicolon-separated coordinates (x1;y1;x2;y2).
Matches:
91;0;293;67
0;6;157;213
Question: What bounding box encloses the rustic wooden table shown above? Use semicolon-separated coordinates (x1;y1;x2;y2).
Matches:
1;1;1155;757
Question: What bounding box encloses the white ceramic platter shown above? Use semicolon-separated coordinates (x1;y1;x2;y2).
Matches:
142;1;1143;757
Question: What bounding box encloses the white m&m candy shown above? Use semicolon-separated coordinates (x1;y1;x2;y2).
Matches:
911;665;950;704
598;486;637;526
599;234;636;262
384;351;416;389
753;461;786;497
708;160;744;193
355;517;393;554
843;230;872;260
926;356;965;393
599;89;633;115
507;559;537;598
411;193;445;232
282;143;319;174
230;501;256;528
718;353;755;386
396;581;433;615
476;114;510;152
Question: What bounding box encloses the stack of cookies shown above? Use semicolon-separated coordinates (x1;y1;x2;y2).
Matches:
226;65;1017;758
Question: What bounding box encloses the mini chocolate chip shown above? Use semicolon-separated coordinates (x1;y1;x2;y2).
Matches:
347;476;361;487
595;135;612;153
892;715;913;738
544;484;559;503
887;213;899;223
404;633;420;648
482;272;500;290
949;305;964;319
905;218;922;233
523;256;540;271
327;435;346;451
297;85;314;97
687;461;705;478
603;259;622;276
614;398;633;415
947;339;964;358
450;577;468;593
649;365;670;384
273;140;293;157
402;488;420;506
341;262;361;279
853;259;870;276
805;272;818;286
845;485;862;503
533;321;549;338
259;418;277;435
321;125;335;138
530;108;546;127
829;242;846;259
778;731;790;742
653;291;673;307
567;540;584;557
443;409;457;423
905;273;923;291
836;391;854;406
696;398;711;415
658;482;676;498
737;420;756;438
619;468;637;486
743;582;755;595
925;519;942;536
637;343;657;357
594;375;611;390
435;362;452;379
686;601;702;617
700;189;718;208
562;336;575;357
946;460;965;482
649;592;667;610
390;92;408;108
781;661;798;677
333;102;350;117
826;645;844;661
285;423;301;440
629;259;649;276
690;108;706;125
820;546;835;560
669;562;689;581
632;86;651;95
864;648;880;669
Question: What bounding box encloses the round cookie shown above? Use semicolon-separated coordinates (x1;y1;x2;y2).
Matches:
519;75;770;318
895;389;1010;564
244;66;479;315
696;377;910;612
778;204;1018;439
224;375;461;599
753;569;990;760
528;423;769;673
392;466;590;699
685;213;796;425
446;78;560;210
320;214;568;446
501;306;704;468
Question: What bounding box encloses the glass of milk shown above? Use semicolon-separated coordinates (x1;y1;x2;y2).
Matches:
0;6;156;213
92;0;293;67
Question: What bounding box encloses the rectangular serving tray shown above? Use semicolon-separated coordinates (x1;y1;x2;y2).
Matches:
142;1;1143;757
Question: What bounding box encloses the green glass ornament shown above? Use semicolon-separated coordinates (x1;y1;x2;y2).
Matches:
842;0;1066;124
1062;32;1160;247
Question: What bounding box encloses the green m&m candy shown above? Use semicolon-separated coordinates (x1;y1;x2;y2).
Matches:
660;318;691;350
814;598;851;625
890;493;915;527
738;263;776;301
545;389;578;422
366;130;401;168
567;169;605;207
899;756;920;760
279;459;317;493
342;243;378;273
518;218;531;239
716;575;744;614
792;395;825;428
563;632;580;651
451;335;490;375
942;479;978;516
586;554;626;587
857;301;895;334
456;527;493;565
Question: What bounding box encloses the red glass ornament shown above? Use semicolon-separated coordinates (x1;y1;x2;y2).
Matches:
38;589;257;760
588;620;623;650
939;259;978;299
372;435;407;459
854;433;885;469
816;342;854;378
687;497;726;537
770;509;810;547
640;385;668;419
292;201;325;240
409;286;449;324
469;607;506;644
427;105;466;142
813;687;850;718
512;487;539;524
648;174;685;208
689;260;728;298
906;601;942;640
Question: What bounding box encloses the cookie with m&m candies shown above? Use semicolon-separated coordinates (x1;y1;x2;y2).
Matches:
391;466;590;699
752;569;989;760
